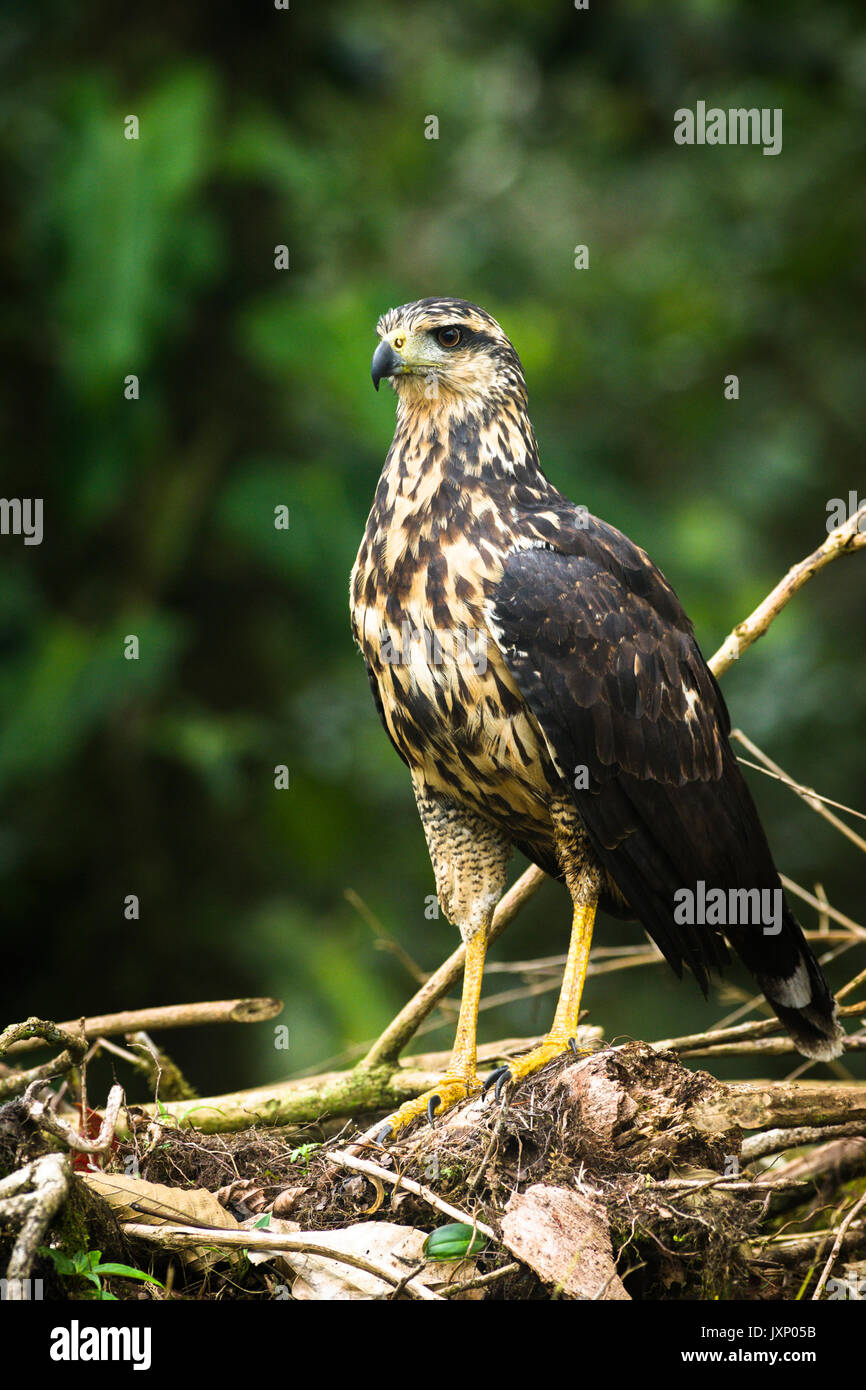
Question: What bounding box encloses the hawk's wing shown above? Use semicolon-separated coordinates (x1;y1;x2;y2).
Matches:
488;510;806;995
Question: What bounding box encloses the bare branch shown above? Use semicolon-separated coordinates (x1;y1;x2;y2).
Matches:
0;1019;88;1099
742;1121;866;1162
21;1080;124;1154
2;999;283;1057
0;1154;70;1297
709;503;866;676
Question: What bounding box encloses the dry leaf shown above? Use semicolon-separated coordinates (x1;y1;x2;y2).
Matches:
271;1186;307;1217
501;1184;630;1301
285;1221;477;1300
83;1171;242;1270
216;1178;269;1216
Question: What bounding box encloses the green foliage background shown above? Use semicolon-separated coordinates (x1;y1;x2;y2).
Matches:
1;0;864;1094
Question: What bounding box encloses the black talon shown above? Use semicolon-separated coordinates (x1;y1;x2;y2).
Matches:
483;1064;512;1102
426;1095;441;1125
372;1122;394;1146
568;1037;580;1056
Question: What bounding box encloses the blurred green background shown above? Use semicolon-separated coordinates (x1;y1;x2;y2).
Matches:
1;0;864;1098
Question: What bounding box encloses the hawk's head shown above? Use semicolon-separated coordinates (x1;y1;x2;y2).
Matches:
371;298;526;406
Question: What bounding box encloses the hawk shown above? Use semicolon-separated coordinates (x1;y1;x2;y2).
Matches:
350;297;843;1141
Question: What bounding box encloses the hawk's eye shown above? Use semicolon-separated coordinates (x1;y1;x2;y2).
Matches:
436;326;462;348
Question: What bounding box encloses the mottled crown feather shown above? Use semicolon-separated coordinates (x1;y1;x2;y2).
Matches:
376;297;505;338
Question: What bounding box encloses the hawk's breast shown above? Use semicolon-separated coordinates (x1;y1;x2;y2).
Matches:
352;527;560;837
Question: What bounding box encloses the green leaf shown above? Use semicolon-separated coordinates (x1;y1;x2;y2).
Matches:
423;1222;487;1261
91;1262;165;1288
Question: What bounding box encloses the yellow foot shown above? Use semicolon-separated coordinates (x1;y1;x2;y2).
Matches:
365;1074;481;1146
483;1035;589;1103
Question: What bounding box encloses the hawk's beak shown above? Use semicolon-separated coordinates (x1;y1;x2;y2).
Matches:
371;340;404;391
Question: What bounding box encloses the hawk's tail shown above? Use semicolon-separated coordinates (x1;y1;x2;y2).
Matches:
733;902;844;1061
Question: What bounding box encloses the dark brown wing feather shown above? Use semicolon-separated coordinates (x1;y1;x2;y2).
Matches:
491;511;841;1057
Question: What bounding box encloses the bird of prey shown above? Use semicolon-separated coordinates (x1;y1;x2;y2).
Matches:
351;296;844;1141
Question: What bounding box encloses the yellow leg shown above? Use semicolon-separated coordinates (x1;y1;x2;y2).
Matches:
484;895;597;1101
367;930;488;1144
449;926;486;1079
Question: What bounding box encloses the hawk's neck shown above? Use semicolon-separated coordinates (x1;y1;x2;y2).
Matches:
376;391;549;517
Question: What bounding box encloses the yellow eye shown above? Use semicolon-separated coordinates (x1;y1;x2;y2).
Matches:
393;336;405;350
437;327;462;348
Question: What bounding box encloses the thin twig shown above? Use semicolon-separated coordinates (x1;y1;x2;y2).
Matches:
812;1190;866;1300
671;1036;866;1059
733;733;866;840
345;889;430;986
709;503;866;676
652;1176;814;1193
838;965;866;1003
468;1107;509;1194
325;1149;497;1241
434;1262;520;1296
651;999;866;1054
778;875;866;940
